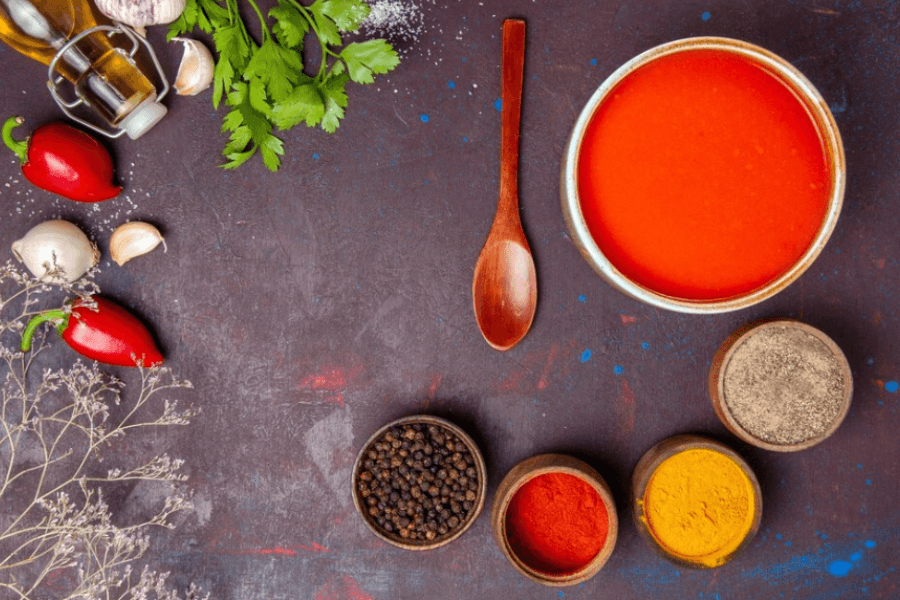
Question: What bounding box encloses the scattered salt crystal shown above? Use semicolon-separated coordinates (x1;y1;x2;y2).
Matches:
363;0;425;49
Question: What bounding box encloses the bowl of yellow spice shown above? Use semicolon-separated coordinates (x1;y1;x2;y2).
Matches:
631;434;762;569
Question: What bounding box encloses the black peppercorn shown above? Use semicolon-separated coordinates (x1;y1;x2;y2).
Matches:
355;420;482;545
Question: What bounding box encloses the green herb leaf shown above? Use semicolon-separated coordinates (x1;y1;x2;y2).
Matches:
341;40;400;84
309;0;342;47
199;0;230;27
272;83;325;129
167;0;198;39
320;72;350;133
168;0;399;171
321;0;370;32
269;1;309;48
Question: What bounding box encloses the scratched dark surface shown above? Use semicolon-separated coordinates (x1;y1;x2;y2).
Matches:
2;0;899;598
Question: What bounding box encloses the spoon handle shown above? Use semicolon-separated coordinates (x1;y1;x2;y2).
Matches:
499;19;525;211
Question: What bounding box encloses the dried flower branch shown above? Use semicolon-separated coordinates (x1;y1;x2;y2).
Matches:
0;261;208;600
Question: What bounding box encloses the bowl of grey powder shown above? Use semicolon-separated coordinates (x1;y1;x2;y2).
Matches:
708;319;853;452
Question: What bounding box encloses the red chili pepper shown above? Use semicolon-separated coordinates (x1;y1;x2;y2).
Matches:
2;115;122;203
20;296;163;367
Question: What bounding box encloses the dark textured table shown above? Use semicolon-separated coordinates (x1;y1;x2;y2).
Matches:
2;1;898;598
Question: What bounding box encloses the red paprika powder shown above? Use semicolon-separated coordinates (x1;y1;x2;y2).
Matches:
504;472;609;574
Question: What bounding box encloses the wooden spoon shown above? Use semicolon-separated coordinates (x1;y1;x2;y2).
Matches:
472;19;537;351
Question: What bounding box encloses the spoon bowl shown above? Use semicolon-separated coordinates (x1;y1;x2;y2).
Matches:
474;238;537;351
472;18;537;351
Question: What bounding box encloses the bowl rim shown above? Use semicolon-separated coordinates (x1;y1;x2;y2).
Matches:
560;36;846;314
630;434;763;569
708;318;854;451
351;414;488;551
490;453;619;586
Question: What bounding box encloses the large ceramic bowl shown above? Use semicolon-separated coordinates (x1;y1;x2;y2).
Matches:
560;37;845;313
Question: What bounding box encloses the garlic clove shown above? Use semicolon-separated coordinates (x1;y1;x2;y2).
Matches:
11;220;100;283
173;37;215;96
109;222;166;266
94;0;186;27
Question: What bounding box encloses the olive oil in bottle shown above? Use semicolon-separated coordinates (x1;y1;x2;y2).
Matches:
0;0;167;138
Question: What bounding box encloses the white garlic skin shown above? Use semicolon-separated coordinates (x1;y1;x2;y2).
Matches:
11;220;100;283
109;221;166;266
94;0;185;27
173;37;214;96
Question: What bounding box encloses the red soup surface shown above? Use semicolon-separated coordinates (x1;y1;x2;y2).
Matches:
577;49;831;300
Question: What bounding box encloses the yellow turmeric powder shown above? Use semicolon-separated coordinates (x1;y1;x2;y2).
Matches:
640;448;756;567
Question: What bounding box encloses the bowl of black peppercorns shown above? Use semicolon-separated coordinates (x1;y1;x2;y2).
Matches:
352;415;487;550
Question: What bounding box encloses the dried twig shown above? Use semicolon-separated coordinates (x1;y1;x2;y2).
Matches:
0;260;208;600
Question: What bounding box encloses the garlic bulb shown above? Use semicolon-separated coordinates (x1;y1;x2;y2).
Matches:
109;221;166;266
173;37;214;96
11;220;100;283
94;0;185;27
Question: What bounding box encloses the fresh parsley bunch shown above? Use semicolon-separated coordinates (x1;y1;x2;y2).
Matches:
168;0;400;171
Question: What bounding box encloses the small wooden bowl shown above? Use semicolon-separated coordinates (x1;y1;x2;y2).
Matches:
709;319;853;452
631;435;762;569
352;415;487;551
491;454;619;586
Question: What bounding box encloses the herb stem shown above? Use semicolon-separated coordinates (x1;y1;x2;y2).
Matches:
285;0;329;78
243;0;271;41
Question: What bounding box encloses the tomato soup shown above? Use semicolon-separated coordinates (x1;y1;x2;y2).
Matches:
576;48;831;300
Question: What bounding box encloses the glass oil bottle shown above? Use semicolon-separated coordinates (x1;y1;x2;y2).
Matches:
0;0;169;138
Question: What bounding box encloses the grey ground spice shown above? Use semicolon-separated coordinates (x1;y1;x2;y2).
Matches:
722;325;847;445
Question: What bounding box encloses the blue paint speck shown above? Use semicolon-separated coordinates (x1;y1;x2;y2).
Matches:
865;540;877;548
776;533;783;540
462;136;468;142
580;349;592;363
590;58;597;66
614;365;624;375
866;479;872;485
828;560;853;577
461;57;467;63
448;80;456;88
857;464;863;469
578;294;586;302
701;10;711;21
420;114;430;123
494;98;502;111
641;342;650;349
312;153;320;160
821;533;829;540
851;551;863;562
558;593;564;598
885;380;899;393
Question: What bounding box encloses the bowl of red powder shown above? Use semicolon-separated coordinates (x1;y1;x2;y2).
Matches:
560;37;845;313
491;454;618;586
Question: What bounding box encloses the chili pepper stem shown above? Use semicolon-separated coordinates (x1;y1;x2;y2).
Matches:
2;116;29;164
20;310;69;352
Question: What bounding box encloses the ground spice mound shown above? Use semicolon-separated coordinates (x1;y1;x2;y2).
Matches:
722;325;847;445
356;422;480;543
505;473;608;574
643;448;755;566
